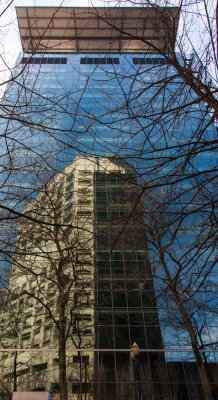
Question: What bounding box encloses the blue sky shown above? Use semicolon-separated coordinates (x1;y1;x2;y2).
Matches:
0;0;101;87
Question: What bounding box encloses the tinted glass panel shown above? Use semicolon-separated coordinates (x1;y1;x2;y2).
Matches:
80;57;120;65
21;57;67;64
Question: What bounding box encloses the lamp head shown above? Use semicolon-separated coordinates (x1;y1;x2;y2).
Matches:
130;342;139;359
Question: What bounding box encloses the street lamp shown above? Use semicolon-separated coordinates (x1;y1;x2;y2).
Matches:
84;358;88;400
130;342;142;400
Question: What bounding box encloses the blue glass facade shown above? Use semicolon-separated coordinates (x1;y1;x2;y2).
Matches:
0;6;217;398
4;53;217;314
9;52;217;173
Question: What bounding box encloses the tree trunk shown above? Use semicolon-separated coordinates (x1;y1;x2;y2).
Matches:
58;289;68;400
13;350;17;392
178;303;214;400
59;327;68;400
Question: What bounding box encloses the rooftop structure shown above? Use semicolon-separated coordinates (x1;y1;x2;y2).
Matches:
16;6;179;53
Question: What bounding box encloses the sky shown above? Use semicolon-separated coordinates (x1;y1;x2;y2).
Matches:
0;0;103;87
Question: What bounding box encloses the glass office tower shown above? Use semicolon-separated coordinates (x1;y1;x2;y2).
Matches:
0;5;217;400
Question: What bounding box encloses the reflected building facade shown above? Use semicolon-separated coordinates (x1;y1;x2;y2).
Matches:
0;157;163;398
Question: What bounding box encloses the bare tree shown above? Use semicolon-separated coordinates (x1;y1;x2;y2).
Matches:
71;4;217;398
138;190;217;400
0;2;217;400
0;163;96;400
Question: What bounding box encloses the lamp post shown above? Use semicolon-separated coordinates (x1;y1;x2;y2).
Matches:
130;342;142;400
84;358;88;400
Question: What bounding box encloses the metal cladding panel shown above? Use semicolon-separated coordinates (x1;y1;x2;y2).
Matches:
16;6;179;54
12;393;52;400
